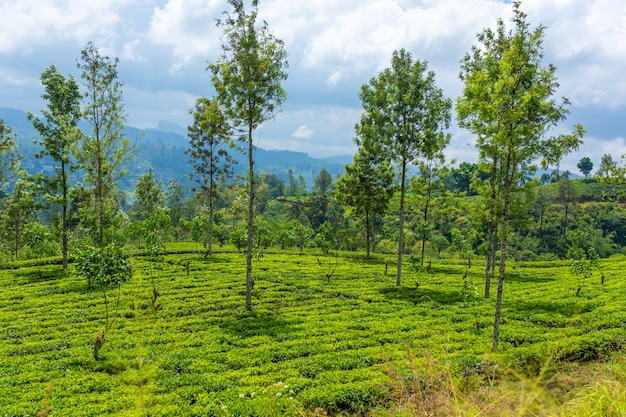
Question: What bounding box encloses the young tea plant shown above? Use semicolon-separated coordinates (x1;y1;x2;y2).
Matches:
567;230;599;296
74;243;132;359
143;212;169;310
569;247;598;296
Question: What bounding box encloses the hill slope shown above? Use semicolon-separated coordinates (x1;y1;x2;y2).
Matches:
0;248;624;415
0;107;349;191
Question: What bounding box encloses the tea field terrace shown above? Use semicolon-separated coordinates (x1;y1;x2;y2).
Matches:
0;246;625;415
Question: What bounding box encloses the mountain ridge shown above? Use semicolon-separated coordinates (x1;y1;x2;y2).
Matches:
0;107;351;190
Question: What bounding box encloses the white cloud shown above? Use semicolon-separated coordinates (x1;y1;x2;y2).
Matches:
327;71;343;88
147;0;224;71
0;0;126;53
0;67;37;87
256;106;361;157
519;0;626;108
292;125;314;139
121;39;147;63
124;86;196;129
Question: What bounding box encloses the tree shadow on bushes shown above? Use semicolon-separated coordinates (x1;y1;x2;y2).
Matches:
219;309;293;339
510;299;598;317
13;267;67;284
505;271;556;284
379;285;465;305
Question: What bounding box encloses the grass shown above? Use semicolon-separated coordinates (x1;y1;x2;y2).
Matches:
0;244;624;415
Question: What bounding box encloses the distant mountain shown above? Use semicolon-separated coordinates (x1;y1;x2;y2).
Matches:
319;154;354;167
0;107;348;191
155;120;187;136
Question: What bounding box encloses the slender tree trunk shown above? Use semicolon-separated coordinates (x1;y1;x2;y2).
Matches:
492;155;514;353
420;161;433;266
97;148;104;248
396;160;407;287
245;124;255;311
420;181;430;267
365;210;371;259
562;202;569;240
61;162;68;270
14;212;21;261
92;81;105;250
492;239;506;352
492;223;498;277
485;156;498;298
485;229;494;298
208;185;214;256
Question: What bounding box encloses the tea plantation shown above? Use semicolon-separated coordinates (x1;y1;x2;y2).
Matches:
1;246;624;416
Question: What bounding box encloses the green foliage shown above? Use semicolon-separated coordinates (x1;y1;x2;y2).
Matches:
313;221;337;255
335;147;395;258
132;170;166;220
186;97;235;255
291;221;314;252
21;222;59;260
430;233;450;258
230;226;247;252
74;244;132;289
187;212;211;251
209;0;289;310
577;156;593;178
0;176;37;260
358;48;451;286
0;119;21;193
27;65;82;268
0;247;625;415
461;276;479;300
313;168;333;196
596;153;616;180
450;228;472;266
457;1;584;352
567;230;599;295
76;42;134;249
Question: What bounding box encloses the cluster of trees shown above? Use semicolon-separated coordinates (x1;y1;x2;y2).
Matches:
2;1;626;352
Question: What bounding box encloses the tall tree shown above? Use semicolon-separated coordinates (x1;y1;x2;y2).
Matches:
596;154;615;179
533;186;554;239
358;48;451;287
0;176;36;260
287;168;297;196
313;168;333;196
166;180;187;231
477;157;501;298
133;169;166;220
558;176;577;239
577;156;593;179
76;42;133;249
457;2;584;352
335;147;395;259
0;120;21;197
27;65;82;269
186;97;235;256
411;156;450;266
209;0;288;310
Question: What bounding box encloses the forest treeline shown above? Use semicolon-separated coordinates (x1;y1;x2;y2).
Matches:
2;0;626;353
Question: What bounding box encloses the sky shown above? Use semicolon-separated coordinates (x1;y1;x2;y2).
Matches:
1;0;625;172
